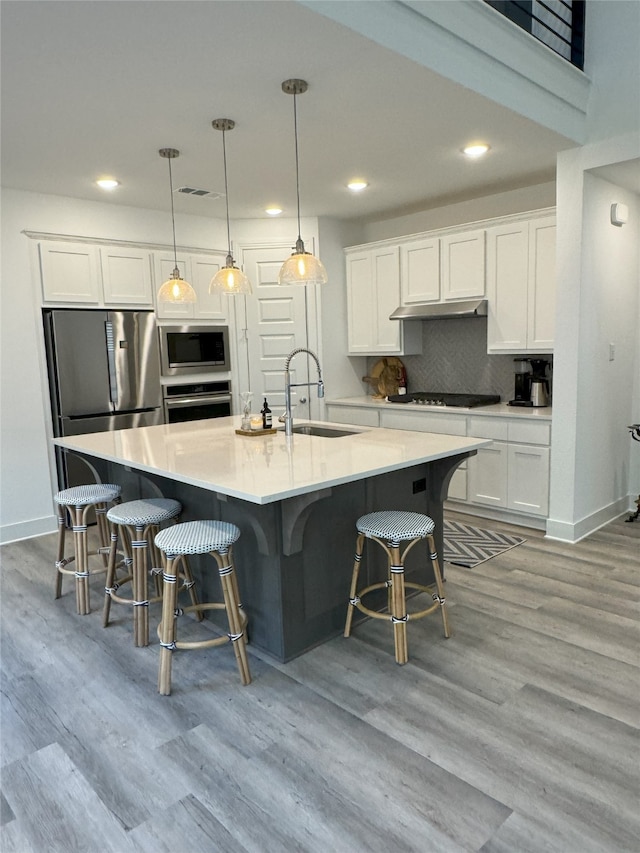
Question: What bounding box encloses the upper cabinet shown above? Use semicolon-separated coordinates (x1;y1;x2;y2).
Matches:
486;214;556;353
154;251;229;321
399;236;440;304
440;228;485;300
346;245;421;355
39;241;102;304
100;246;153;305
36;236;229;321
398;229;485;306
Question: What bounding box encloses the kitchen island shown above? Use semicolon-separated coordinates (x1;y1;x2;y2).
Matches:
55;417;490;661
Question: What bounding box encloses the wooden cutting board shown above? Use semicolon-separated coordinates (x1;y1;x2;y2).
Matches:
362;357;405;398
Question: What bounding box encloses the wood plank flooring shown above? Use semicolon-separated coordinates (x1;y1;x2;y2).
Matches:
1;512;638;852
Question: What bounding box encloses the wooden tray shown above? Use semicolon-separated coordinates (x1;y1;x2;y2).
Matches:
235;428;278;436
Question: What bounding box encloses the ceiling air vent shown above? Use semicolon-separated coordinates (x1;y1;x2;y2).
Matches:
175;186;224;200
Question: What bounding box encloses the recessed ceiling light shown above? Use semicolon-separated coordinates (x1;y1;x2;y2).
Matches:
347;180;368;192
462;143;490;159
96;178;120;190
265;207;283;216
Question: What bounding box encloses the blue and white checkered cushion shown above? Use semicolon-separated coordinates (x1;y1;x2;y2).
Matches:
155;520;240;556
356;510;435;541
107;498;181;527
54;484;121;507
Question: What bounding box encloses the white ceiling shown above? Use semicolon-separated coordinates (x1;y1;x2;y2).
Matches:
1;0;581;223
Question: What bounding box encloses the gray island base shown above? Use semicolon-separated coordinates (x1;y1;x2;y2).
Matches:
55;417;488;662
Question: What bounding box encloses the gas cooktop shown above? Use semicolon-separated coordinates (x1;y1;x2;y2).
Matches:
386;392;500;408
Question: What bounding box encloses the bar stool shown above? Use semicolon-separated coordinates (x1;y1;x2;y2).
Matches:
344;510;450;664
54;483;122;615
154;520;251;695
103;498;199;647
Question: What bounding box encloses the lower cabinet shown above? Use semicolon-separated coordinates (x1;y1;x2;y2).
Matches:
326;403;551;522
467;416;550;517
326;405;381;428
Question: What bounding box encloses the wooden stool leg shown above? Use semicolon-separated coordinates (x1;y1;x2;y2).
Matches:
102;522;120;627
179;555;203;622
131;525;150;648
95;503;110;567
389;541;408;665
158;554;179;695
69;505;91;615
55;507;67;600
344;533;365;638
427;534;450;638
213;549;251;686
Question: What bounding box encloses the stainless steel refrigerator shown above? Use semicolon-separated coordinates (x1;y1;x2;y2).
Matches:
44;308;163;491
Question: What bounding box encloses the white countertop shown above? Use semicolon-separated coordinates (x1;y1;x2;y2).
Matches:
54;416;490;505
327;396;553;419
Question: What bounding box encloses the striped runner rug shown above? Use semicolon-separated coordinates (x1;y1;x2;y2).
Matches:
443;519;526;567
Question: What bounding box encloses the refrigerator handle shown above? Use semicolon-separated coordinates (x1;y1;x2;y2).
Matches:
105;321;118;405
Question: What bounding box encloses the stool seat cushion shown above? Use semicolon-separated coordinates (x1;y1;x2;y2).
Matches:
155;520;240;556
54;483;121;507
356;510;435;541
107;498;181;527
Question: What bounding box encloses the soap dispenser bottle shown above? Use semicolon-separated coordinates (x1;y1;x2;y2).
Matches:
261;397;272;429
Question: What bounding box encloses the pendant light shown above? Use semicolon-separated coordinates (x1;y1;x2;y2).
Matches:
157;148;197;304
278;79;328;286
209;119;252;295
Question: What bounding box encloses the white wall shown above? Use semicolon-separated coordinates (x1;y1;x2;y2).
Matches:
359;182;556;243
548;132;640;541
584;0;640;142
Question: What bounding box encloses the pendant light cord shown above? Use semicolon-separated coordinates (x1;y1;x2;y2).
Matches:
293;90;302;243
221;129;232;256
167;155;178;269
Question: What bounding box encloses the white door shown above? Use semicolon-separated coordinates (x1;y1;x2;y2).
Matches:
237;244;320;421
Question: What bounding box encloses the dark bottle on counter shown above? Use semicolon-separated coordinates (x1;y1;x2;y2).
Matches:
261;397;272;429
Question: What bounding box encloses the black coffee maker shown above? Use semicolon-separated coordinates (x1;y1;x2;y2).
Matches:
529;358;551;407
509;358;533;407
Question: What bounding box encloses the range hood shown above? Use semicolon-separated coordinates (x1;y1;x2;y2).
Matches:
389;299;488;321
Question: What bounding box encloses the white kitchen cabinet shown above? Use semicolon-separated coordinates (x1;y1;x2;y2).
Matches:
346;246;421;355
154;251;228;320
467;416;550;517
100;246;153;306
399;236;440;304
39;241;101;303
441;229;485;300
325;405;380;428
486;215;556;353
189;253;230;321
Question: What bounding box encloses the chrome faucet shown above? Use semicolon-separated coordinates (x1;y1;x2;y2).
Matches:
280;347;324;436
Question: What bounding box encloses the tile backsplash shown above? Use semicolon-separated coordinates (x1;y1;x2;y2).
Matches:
366;318;552;403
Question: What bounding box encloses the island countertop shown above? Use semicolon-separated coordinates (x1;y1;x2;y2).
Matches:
54;415;491;505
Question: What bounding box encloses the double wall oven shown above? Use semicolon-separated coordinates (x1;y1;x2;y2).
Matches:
159;324;232;423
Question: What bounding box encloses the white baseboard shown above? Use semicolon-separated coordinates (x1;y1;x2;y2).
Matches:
546;496;631;543
1;515;57;546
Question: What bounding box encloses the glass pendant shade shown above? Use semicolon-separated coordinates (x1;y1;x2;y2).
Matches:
157;267;197;303
210;255;252;294
279;239;328;286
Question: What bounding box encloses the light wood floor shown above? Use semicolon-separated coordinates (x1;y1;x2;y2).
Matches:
1;511;639;852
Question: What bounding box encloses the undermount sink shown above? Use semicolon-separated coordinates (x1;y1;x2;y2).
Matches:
281;423;364;438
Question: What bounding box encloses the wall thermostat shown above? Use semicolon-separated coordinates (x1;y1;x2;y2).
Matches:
610;203;629;226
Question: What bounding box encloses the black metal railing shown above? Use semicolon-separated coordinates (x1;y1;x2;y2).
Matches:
485;1;585;69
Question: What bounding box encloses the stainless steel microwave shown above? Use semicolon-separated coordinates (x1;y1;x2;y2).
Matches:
159;325;230;376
